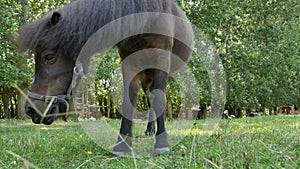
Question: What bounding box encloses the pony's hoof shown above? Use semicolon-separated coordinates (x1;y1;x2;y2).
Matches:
155;147;170;156
145;130;155;136
154;132;170;155
113;134;132;157
112;151;130;157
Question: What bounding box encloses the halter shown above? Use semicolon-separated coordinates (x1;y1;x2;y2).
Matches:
27;87;72;112
27;63;84;113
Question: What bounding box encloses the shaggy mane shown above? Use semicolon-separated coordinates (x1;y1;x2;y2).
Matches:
18;0;184;61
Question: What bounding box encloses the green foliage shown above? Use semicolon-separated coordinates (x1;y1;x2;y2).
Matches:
0;0;69;90
0;0;26;89
96;50;121;91
28;0;68;21
189;54;211;107
178;0;300;110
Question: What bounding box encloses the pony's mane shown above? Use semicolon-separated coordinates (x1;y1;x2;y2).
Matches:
18;0;181;61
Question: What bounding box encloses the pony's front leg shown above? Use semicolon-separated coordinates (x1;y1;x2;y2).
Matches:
113;77;139;157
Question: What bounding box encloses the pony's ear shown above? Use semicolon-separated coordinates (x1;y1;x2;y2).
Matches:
50;12;61;26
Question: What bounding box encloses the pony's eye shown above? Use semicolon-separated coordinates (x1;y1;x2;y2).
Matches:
44;54;57;65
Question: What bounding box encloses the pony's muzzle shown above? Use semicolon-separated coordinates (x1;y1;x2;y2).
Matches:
25;104;41;124
25;102;59;125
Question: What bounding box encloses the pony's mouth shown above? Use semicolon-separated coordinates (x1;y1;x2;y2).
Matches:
42;106;58;125
26;105;59;125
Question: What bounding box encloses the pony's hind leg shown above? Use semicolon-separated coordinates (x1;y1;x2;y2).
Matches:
145;112;155;136
141;70;156;136
149;70;170;155
144;89;155;136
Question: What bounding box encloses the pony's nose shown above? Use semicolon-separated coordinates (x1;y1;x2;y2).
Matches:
25;104;42;124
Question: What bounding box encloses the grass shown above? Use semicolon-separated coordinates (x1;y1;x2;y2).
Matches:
0;115;299;169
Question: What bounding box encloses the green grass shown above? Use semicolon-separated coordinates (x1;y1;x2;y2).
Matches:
0;115;299;168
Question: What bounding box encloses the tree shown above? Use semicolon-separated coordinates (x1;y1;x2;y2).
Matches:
178;0;300;115
0;0;69;118
0;0;28;118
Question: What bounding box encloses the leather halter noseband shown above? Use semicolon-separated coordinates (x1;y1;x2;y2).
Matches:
27;87;72;112
27;64;84;113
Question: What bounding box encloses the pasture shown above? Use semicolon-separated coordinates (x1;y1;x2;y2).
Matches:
1;115;299;168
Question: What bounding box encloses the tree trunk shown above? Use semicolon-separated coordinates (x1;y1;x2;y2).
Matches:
17;0;29;119
107;92;111;118
268;108;273;115
17;87;27;119
2;91;11;118
11;95;17;117
246;109;251;117
274;107;277;115
199;105;207;119
236;109;242;118
258;106;265;115
167;95;172;120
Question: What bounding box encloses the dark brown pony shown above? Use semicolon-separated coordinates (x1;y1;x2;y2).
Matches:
18;0;193;156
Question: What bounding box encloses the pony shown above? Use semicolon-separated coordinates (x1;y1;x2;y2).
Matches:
18;0;194;156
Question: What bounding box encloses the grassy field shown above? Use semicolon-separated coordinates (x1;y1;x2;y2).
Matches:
0;115;299;169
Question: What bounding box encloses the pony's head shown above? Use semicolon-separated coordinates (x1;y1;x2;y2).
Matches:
19;12;76;124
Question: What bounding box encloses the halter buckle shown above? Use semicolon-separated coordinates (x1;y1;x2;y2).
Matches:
45;96;57;104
